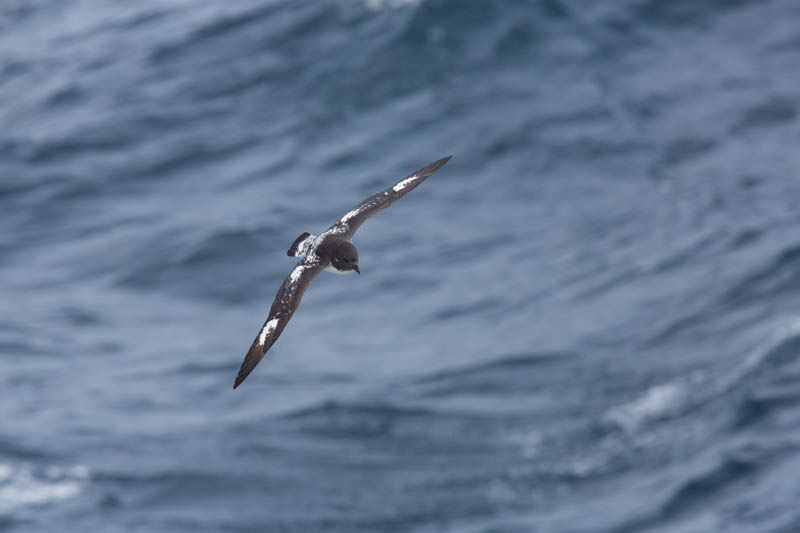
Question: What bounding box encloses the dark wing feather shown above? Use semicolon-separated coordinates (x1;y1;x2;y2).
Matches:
329;156;452;238
233;260;325;389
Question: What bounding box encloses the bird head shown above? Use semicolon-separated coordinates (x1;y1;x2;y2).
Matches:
332;241;359;274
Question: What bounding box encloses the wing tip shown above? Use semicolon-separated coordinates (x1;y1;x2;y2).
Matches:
418;155;453;177
233;340;266;390
233;364;250;389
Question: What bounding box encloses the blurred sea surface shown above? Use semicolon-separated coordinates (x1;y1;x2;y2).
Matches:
2;0;800;531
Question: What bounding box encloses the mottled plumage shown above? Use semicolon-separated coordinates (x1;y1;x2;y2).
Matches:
233;155;452;389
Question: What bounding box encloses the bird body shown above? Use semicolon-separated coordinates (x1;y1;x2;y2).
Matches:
233;155;452;389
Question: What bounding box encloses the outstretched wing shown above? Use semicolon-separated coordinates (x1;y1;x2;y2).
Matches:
328;156;452;238
233;260;325;389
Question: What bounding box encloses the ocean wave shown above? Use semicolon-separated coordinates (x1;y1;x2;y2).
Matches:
633;0;757;28
113;223;285;303
3;0;800;529
729;96;798;134
417;351;574;383
615;440;790;533
278;399;447;442
147;3;285;65
605;318;800;432
414;352;575;398
282;398;436;422
730;321;800;428
725;244;800;305
363;0;423;12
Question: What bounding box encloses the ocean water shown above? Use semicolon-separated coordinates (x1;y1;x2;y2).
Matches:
2;0;800;531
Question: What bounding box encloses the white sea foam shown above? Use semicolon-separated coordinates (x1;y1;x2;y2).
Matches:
0;463;89;513
722;316;800;390
604;380;690;431
604;317;800;432
364;0;422;12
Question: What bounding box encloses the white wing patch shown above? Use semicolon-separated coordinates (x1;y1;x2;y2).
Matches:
258;318;279;346
289;264;307;284
392;174;418;192
291;234;316;258
340;207;362;223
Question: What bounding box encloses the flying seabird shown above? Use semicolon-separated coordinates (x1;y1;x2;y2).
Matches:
233;155;452;389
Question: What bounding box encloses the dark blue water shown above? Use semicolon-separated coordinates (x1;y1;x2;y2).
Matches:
3;0;800;531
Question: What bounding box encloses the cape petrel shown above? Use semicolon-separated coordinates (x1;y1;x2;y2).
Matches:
233;155;452;389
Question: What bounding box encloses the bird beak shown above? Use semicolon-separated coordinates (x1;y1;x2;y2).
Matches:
354;265;360;274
